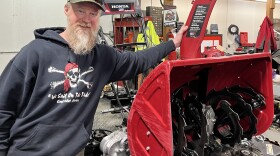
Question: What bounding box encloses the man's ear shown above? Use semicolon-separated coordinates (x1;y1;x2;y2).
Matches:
64;4;69;15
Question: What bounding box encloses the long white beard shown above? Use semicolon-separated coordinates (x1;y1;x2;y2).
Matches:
67;21;99;55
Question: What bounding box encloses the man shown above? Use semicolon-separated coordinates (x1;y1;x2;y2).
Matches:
0;0;188;155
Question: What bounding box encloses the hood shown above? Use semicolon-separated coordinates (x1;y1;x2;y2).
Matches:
34;27;68;46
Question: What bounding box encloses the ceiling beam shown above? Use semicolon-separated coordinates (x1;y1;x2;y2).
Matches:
266;0;275;20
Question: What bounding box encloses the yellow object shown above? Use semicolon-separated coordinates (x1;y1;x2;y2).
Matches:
135;21;161;51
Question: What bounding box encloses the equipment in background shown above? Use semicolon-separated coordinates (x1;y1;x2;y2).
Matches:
235;32;256;55
146;6;163;37
102;0;141;15
228;24;239;35
108;81;134;111
227;24;257;55
163;7;177;27
239;32;254;47
135;20;161;51
96;25;135;123
100;128;129;156
84;129;112;156
201;34;223;54
210;24;218;34
202;46;225;57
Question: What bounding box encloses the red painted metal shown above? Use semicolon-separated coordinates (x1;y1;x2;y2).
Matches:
180;0;216;59
202;46;224;57
127;0;274;155
128;53;274;156
240;32;254;47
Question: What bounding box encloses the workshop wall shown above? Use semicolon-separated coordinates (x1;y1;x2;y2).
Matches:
141;0;280;52
1;0;280;74
0;0;113;74
0;0;66;73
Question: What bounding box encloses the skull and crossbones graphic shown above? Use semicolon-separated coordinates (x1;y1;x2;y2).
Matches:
48;63;94;92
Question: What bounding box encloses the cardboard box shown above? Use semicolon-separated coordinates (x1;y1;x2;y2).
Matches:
164;0;173;5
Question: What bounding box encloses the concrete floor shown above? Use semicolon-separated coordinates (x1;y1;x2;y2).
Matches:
263;127;280;143
92;98;128;131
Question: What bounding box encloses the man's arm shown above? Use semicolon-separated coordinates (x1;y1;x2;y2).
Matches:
108;25;189;82
0;60;27;155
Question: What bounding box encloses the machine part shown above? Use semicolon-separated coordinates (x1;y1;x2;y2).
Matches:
180;0;217;59
172;97;187;156
172;94;185;154
202;104;216;145
171;90;268;155
255;135;265;143
228;85;266;109
213;100;243;146
85;141;103;156
202;46;225;58
228;24;239;35
92;129;112;140
171;88;194;156
172;92;221;156
183;96;203;146
85;129;112;156
128;53;274;155
183;95;208;156
206;88;258;140
101;106;130;114
182;148;199;156
171;87;207;156
100;128;129;156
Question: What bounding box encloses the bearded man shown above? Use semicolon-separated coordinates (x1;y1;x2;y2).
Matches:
0;0;188;155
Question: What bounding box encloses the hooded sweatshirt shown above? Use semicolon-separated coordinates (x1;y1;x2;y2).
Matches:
0;27;176;156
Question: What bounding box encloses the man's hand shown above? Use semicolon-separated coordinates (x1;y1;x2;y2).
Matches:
173;25;189;48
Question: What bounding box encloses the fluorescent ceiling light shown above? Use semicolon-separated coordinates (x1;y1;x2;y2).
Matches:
255;0;280;3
